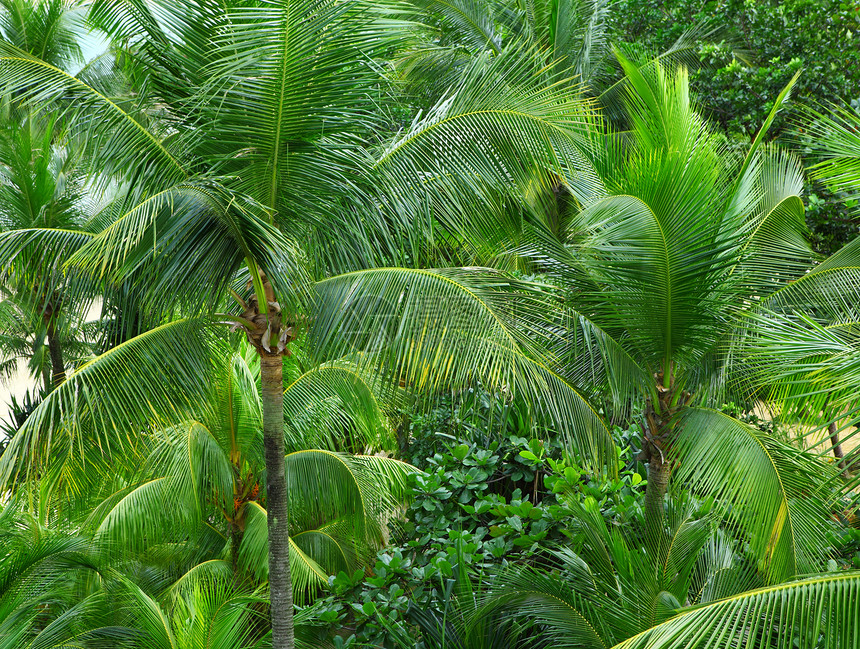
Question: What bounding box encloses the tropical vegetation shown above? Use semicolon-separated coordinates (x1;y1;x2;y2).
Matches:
0;0;859;648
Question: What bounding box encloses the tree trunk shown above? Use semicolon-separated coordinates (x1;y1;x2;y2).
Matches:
260;352;295;649
642;374;683;554
45;323;65;391
644;449;670;528
829;421;846;468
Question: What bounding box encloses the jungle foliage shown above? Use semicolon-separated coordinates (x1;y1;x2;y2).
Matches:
0;0;859;648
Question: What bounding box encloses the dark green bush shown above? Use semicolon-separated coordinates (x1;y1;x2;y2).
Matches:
312;423;646;647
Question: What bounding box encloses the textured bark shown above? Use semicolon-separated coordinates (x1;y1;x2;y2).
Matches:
642;373;686;551
239;270;298;648
260;353;294;649
644;448;670;529
829;421;846;468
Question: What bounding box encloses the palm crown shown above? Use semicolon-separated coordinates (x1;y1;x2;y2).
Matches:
456;57;844;585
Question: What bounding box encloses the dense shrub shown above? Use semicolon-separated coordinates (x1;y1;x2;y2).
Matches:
312;421;646;647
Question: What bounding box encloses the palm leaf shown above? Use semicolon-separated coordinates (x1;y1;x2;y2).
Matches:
374;44;603;213
673;407;837;584
238;500;329;603
611;572;860;649
552;307;650;406
0;318;218;487
409;0;500;54
0;39;187;192
800;102;860;214
66;180;309;314
282;359;398;453
311;266;616;474
731;146;814;293
0;228;98;323
189;0;402;214
737;234;860;422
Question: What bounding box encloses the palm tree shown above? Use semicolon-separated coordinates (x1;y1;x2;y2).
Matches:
0;3;618;646
414;55;845;583
0;0;92;384
0;117;98;392
89;341;415;602
0;494;322;649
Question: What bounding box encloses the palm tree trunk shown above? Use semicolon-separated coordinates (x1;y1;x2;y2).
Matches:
259;352;295;649
643;378;679;548
45;322;65;391
823;394;846;469
829;421;846;468
644;449;669;527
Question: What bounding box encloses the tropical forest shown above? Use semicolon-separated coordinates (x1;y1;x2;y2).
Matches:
1;0;860;647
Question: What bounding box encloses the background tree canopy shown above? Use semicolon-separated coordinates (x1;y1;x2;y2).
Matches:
609;0;860;253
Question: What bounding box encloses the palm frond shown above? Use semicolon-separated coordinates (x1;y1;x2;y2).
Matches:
736;234;860;421
189;0;404;215
410;0;500;54
529;0;612;85
0;0;83;69
311;266;616;474
476;496;729;647
800;102;860;214
598;25;715;119
67;180;310;315
611;571;860;649
731;146;814;293
0;228;97;319
282;359;398;453
93;477;190;552
673;407;837;583
238;500;329;603
0;39;187;191
374;44;603;214
551;306;649;407
0;318;218;487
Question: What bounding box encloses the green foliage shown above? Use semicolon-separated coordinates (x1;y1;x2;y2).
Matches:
830;510;860;570
312;424;646;647
611;0;860;135
609;0;860;253
1;1;859;647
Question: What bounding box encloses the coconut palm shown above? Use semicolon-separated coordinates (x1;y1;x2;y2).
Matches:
0;0;98;389
409;54;847;585
0;117;99;391
0;1;621;645
0;338;410;644
88;341;415;602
